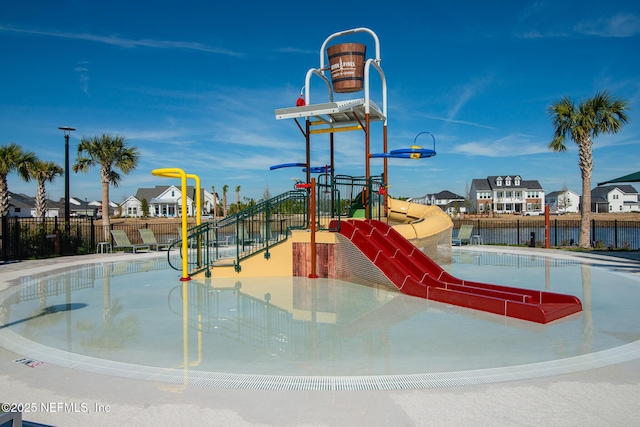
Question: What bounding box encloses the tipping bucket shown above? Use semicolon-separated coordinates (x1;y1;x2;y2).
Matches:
327;43;366;93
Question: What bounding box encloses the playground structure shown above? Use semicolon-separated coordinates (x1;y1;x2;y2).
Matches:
162;28;581;323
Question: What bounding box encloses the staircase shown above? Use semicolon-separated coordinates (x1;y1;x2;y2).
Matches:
168;190;309;276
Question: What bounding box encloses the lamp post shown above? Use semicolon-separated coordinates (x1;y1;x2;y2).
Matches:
58;126;75;232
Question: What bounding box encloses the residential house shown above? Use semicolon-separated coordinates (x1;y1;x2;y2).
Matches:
121;185;214;218
7;192;61;218
470;175;544;214
591;185;639;213
68;197;100;217
408;190;467;215
546;189;580;214
55;196;112;218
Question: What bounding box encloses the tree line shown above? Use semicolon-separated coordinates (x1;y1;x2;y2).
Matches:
1;134;139;240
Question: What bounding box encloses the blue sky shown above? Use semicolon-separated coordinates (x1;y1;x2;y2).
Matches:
2;1;639;205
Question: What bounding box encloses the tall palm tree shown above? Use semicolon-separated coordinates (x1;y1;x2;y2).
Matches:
30;160;63;218
222;184;229;217
72;134;140;239
0;143;38;216
235;185;241;210
548;91;630;248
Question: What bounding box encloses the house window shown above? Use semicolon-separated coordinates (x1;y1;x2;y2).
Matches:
497;191;503;198
515;177;521;185
505;191;512;198
171;190;175;197
496;177;502;186
515;191;521;199
15;208;21;213
505;177;511;186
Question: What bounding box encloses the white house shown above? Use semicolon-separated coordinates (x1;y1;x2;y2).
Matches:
546;189;580;214
592;185;639;213
121;185;214;218
408;190;467;215
470;175;545;214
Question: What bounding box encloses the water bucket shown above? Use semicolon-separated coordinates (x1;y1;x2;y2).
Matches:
327;43;366;93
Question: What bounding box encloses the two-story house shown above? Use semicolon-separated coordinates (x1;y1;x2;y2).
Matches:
591;185;639;213
546;189;580;214
470;175;544;214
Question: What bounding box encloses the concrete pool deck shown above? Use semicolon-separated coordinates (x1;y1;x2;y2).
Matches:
1;248;639;426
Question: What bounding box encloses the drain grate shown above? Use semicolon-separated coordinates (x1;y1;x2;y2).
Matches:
3;327;640;390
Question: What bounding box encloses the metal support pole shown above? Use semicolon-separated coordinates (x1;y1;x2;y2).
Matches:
365;113;371;219
309;178;318;278
545;204;550;249
58;126;75;234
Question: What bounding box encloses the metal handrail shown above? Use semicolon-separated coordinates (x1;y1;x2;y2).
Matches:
168;190;310;276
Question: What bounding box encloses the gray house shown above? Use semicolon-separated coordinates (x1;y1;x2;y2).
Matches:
7;192;61;218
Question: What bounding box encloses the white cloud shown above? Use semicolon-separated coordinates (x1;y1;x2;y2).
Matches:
517;13;640;39
418;113;495;130
0;25;242;56
453;134;549;157
74;62;90;95
575;13;640;38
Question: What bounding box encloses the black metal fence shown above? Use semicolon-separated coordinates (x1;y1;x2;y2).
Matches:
452;218;640;250
1;216;188;261
3;215;639;262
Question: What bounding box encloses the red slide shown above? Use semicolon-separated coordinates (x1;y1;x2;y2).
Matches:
331;219;582;324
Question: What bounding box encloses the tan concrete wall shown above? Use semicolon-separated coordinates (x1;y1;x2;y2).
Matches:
196;230;337;280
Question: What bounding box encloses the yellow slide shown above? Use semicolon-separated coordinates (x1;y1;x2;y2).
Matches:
386;198;453;260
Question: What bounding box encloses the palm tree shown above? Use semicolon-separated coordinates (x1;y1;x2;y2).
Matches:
548;91;630;248
29;160;64;218
235;185;241;210
72;134;140;239
222;184;229;217
0;143;38;216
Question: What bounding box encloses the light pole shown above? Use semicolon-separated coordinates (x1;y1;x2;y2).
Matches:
58;126;75;231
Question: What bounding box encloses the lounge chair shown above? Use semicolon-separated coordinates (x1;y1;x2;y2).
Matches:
110;230;150;253
452;224;474;246
138;228;171;251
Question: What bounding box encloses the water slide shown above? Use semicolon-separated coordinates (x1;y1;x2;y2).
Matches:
386;197;453;240
330;219;582;324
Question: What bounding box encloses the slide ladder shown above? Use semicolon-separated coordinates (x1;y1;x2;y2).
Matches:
331;219;582;324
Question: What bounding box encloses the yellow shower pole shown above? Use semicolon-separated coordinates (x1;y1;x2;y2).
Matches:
151;168;202;281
